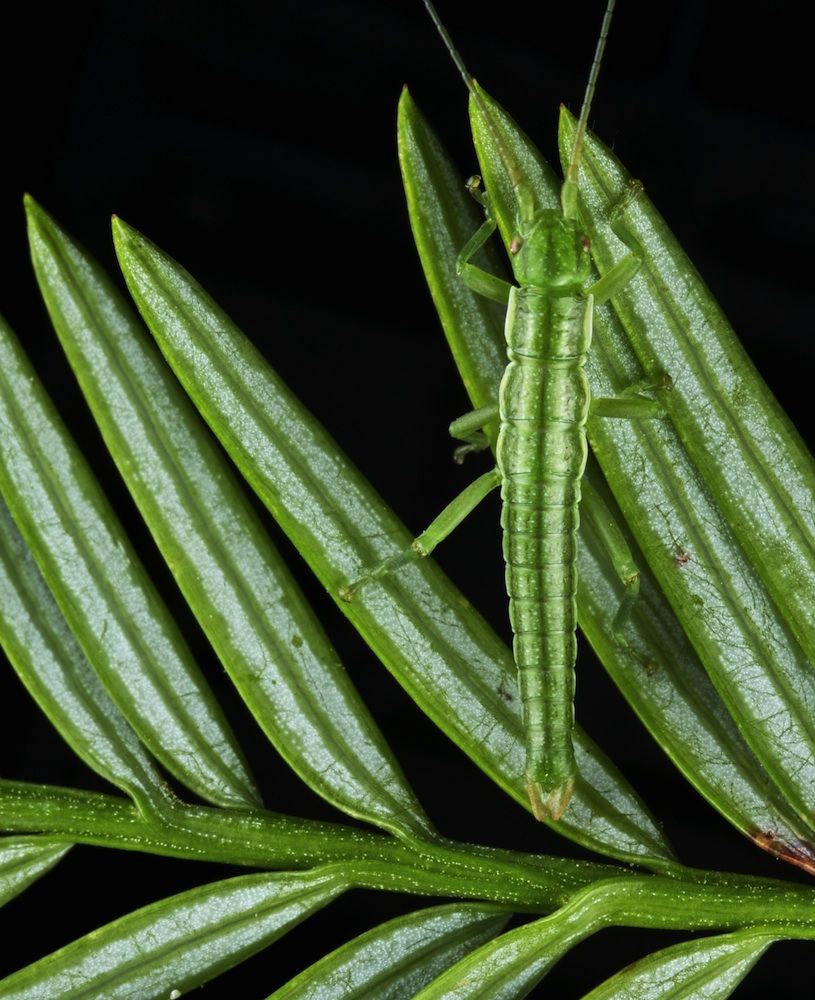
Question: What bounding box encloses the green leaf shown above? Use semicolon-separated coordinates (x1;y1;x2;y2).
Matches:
0;837;70;908
0;869;345;999
25;196;432;842
580;929;775;999
396;86;508;419
397;87;815;869
578;478;815;874
112;215;674;868
0;314;258;812
268;903;511;999
0;497;173;813
559;109;815;670
552;110;815;828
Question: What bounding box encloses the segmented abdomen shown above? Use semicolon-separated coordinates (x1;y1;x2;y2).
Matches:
496;285;592;796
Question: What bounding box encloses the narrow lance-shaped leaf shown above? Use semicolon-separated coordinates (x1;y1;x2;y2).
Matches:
25;196;432;841
112;216;674;869
396;89;508;420
0;497;174;814
0;314;258;811
522;108;815;827
468;88;815;837
579;928;776;1000
398;86;815;870
0;837;70;909
268;903;512;1000
577;483;815;874
0;869;346;1000
559;109;815;670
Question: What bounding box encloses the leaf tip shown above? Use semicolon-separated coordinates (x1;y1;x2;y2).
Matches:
23;194;59;254
397;85;420;131
558;103;577;138
111;214;140;252
22;192;46;225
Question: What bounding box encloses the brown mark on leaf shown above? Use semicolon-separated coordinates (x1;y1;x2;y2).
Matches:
497;679;514;704
641;657;659;678
629;647;658;677
654;505;691;569
748;827;815;876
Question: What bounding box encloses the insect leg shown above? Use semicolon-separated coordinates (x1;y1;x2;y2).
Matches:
606;178;645;247
339;468;501;601
586;254;640;305
591;372;672;419
580;476;640;647
457;217;513;304
449;402;499;462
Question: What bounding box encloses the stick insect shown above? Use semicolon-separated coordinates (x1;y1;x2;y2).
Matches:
343;0;666;821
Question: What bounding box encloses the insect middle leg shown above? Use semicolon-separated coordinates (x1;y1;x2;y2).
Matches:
590;374;672;420
449;403;499;462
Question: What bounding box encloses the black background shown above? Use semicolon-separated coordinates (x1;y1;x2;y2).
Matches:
1;0;813;995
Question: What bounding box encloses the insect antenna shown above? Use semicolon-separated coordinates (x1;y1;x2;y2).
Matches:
422;0;534;223
561;0;616;219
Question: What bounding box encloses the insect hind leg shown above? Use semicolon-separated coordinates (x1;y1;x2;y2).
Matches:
339;467;501;601
581;475;641;650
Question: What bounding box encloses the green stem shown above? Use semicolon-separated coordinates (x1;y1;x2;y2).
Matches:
0;781;616;910
3;780;814;926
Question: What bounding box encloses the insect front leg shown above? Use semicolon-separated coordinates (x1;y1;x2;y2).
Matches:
457;226;514;304
586;253;641;306
455;186;515;304
339;468;501;601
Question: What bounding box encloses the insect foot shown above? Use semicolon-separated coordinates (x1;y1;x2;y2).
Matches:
527;775;575;822
339;570;379;602
453;442;482;464
338;582;360;603
608;178;645;230
339;546;424;602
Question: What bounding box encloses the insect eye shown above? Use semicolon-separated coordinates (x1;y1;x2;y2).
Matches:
580;235;591;252
510;235;523;255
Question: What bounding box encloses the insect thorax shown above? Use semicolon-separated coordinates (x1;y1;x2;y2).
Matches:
510;210;591;290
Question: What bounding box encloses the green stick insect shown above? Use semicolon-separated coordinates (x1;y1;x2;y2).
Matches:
344;0;666;821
